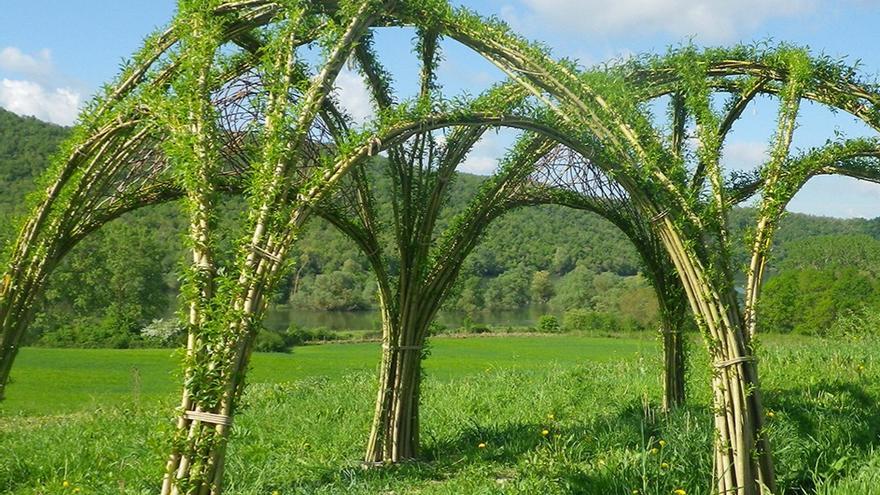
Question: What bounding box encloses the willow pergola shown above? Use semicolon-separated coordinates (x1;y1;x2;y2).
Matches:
522;144;691;411
317;115;693;464
0;1;879;494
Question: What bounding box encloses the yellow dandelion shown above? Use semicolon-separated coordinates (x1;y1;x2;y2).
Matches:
272;491;280;495
478;442;487;449
659;440;667;448
541;429;550;436
650;447;659;455
674;489;687;495
547;413;555;420
63;481;71;489
766;411;775;418
660;462;670;469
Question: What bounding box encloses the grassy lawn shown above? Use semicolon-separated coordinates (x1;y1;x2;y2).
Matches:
2;334;651;416
2;334;880;494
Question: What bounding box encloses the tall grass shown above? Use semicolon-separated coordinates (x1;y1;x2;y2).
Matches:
1;334;879;494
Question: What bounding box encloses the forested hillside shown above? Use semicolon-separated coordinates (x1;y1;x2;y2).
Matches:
0;109;68;244
3;108;880;345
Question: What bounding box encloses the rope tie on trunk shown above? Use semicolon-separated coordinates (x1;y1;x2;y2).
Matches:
184;410;233;427
382;344;423;351
650;209;669;223
249;244;282;263
713;356;755;369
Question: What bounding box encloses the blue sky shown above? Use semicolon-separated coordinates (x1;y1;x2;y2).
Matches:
2;0;879;217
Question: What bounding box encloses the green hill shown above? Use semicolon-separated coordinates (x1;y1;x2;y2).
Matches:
2;109;879;344
0;108;68;244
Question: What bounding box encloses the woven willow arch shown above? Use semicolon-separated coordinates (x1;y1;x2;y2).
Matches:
2;2;879;494
609;46;880;493
515;144;691;410
621;47;880;340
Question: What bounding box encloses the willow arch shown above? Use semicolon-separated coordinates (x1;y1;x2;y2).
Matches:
609;45;880;493
618;45;880;342
309;25;696;463
1;1;880;494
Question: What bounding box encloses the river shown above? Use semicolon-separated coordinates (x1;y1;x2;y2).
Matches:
262;305;556;332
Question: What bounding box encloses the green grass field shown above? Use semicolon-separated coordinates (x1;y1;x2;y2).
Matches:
1;335;652;416
2;334;880;494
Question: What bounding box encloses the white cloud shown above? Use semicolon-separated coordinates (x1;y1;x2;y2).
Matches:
334;68;375;126
0;47;83;126
721;140;768;172
0;47;53;78
514;0;817;42
788;175;880;218
0;79;80;125
459;130;518;175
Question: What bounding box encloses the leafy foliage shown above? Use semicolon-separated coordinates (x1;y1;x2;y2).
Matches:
0;108;68;248
31;214;173;347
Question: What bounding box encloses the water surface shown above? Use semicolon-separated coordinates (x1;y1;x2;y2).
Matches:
263;305;557;331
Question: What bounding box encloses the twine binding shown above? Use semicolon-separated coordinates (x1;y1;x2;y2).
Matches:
650;209;669;223
249;244;282;263
714;356;755;369
184;410;233;427
382;344;423;351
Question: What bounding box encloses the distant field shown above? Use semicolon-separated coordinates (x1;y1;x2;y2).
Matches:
3;334;880;494
2;334;651;416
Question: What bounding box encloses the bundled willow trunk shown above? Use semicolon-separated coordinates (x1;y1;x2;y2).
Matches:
0;262;53;399
0;231;60;400
160;306;272;495
352;139;561;463
310;29;544;464
654;216;773;494
554;180;692;412
631;229;690;412
646;240;691;413
658;298;687;410
160;2;382;493
365;310;431;461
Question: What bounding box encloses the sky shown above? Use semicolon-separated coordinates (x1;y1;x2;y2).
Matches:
2;0;880;218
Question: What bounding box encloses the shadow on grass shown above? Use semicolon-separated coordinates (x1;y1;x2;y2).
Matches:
763;378;880;493
272;398;712;494
272;380;880;494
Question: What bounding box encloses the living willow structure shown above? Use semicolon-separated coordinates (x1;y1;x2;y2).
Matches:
316;29;691;462
0;0;878;494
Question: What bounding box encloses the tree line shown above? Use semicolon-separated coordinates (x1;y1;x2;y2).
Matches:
3;107;880;348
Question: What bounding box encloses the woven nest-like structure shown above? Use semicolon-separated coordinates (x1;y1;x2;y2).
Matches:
1;1;879;493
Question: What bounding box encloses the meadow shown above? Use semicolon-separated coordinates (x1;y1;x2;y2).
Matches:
2;334;880;494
